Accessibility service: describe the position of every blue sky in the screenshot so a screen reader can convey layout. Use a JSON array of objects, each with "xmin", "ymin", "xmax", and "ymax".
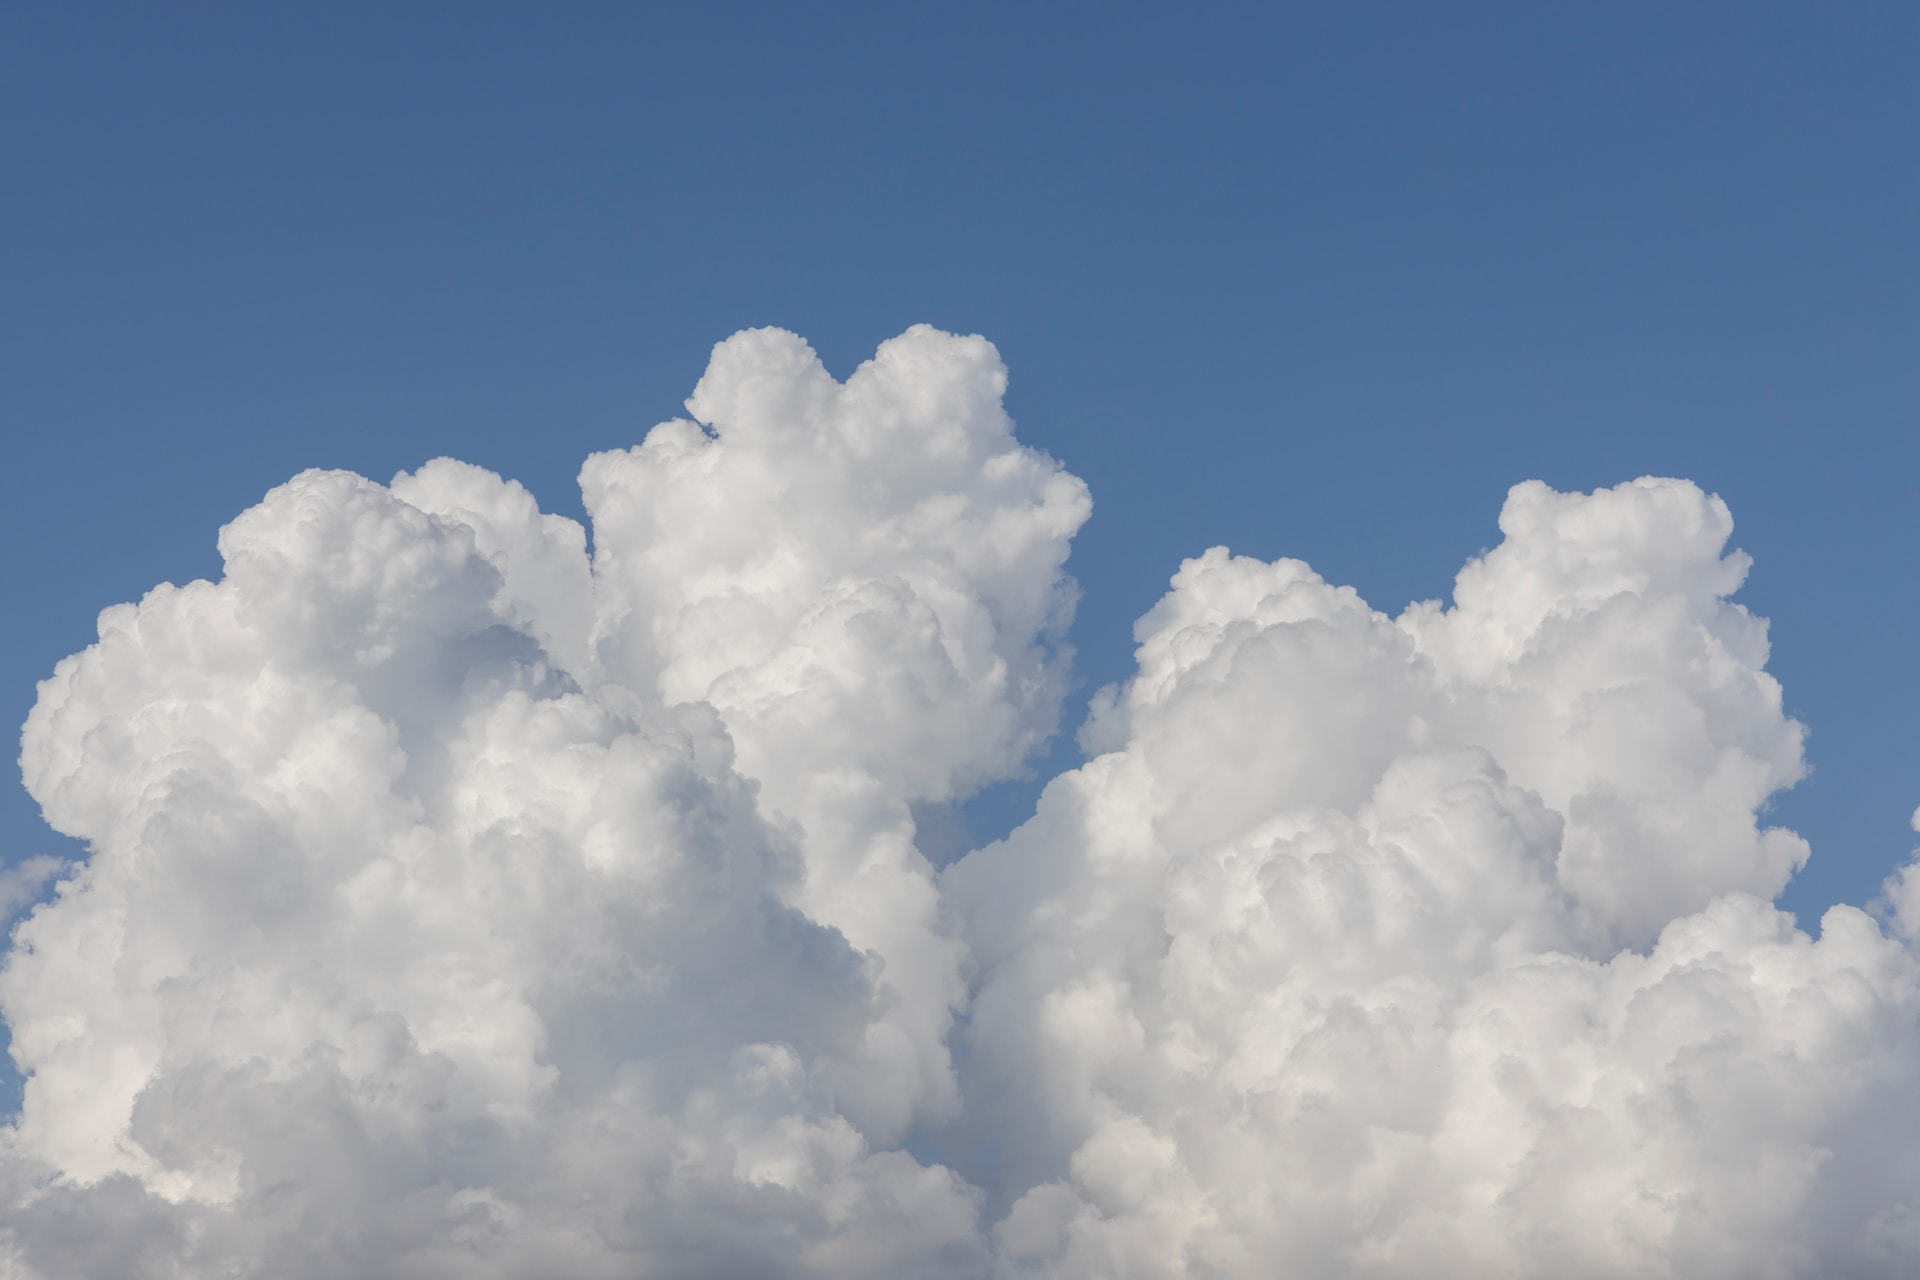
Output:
[{"xmin": 3, "ymin": 0, "xmax": 1915, "ymax": 932}]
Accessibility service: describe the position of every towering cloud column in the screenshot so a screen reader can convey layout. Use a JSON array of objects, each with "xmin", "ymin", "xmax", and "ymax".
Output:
[{"xmin": 578, "ymin": 325, "xmax": 1090, "ymax": 1141}]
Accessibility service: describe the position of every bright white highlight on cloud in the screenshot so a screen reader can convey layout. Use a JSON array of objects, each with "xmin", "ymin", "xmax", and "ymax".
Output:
[{"xmin": 4, "ymin": 326, "xmax": 1918, "ymax": 1277}]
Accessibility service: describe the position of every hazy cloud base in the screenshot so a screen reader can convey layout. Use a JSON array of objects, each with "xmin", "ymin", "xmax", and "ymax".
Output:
[{"xmin": 6, "ymin": 327, "xmax": 1919, "ymax": 1278}]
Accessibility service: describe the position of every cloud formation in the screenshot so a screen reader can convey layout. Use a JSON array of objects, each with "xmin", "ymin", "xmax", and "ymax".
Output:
[{"xmin": 5, "ymin": 326, "xmax": 1919, "ymax": 1277}]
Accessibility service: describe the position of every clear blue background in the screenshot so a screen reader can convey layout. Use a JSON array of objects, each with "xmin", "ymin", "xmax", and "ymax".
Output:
[{"xmin": 3, "ymin": 5, "xmax": 1915, "ymax": 957}]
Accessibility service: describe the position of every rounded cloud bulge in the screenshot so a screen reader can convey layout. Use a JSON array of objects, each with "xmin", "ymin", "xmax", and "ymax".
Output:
[
  {"xmin": 6, "ymin": 326, "xmax": 1920, "ymax": 1278},
  {"xmin": 950, "ymin": 476, "xmax": 1920, "ymax": 1278}
]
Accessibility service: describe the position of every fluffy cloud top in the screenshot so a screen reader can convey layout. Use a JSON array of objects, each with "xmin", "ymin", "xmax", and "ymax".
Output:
[{"xmin": 5, "ymin": 326, "xmax": 1918, "ymax": 1278}]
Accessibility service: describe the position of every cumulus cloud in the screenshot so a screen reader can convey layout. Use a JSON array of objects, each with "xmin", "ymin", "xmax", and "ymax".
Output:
[
  {"xmin": 5, "ymin": 325, "xmax": 1919, "ymax": 1277},
  {"xmin": 951, "ymin": 478, "xmax": 1920, "ymax": 1278}
]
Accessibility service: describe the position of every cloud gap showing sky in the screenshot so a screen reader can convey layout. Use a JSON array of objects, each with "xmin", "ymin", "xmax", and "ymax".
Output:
[{"xmin": 6, "ymin": 326, "xmax": 1920, "ymax": 1278}]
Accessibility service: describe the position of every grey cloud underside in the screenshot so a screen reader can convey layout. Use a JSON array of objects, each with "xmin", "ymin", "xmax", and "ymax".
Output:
[{"xmin": 6, "ymin": 326, "xmax": 1919, "ymax": 1278}]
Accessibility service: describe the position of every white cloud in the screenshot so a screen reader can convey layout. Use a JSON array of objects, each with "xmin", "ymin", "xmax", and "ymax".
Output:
[
  {"xmin": 4, "ymin": 327, "xmax": 1918, "ymax": 1277},
  {"xmin": 949, "ymin": 476, "xmax": 1920, "ymax": 1278},
  {"xmin": 578, "ymin": 326, "xmax": 1089, "ymax": 1143}
]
